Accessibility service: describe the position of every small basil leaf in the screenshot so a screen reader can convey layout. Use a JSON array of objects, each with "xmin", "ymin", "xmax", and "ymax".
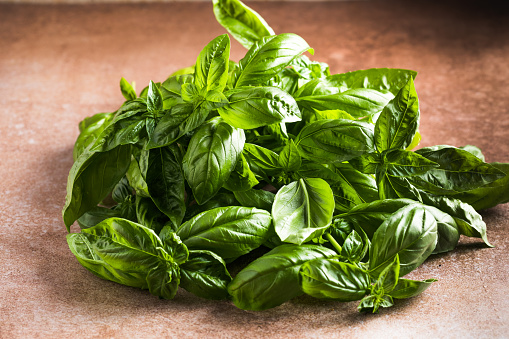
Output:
[
  {"xmin": 135, "ymin": 196, "xmax": 169, "ymax": 234},
  {"xmin": 242, "ymin": 143, "xmax": 283, "ymax": 177},
  {"xmin": 459, "ymin": 144, "xmax": 485, "ymax": 161},
  {"xmin": 179, "ymin": 250, "xmax": 232, "ymax": 300},
  {"xmin": 146, "ymin": 262, "xmax": 180, "ymax": 299},
  {"xmin": 120, "ymin": 77, "xmax": 137, "ymax": 101},
  {"xmin": 272, "ymin": 178, "xmax": 335, "ymax": 245},
  {"xmin": 369, "ymin": 205, "xmax": 437, "ymax": 278},
  {"xmin": 383, "ymin": 149, "xmax": 439, "ymax": 177},
  {"xmin": 212, "ymin": 0, "xmax": 275, "ymax": 49},
  {"xmin": 372, "ymin": 254, "xmax": 400, "ymax": 294},
  {"xmin": 375, "ymin": 77, "xmax": 419, "ymax": 152},
  {"xmin": 147, "ymin": 80, "xmax": 163, "ymax": 114},
  {"xmin": 126, "ymin": 156, "xmax": 150, "ymax": 198},
  {"xmin": 278, "ymin": 140, "xmax": 302, "ymax": 172},
  {"xmin": 160, "ymin": 74, "xmax": 194, "ymax": 109},
  {"xmin": 176, "ymin": 206, "xmax": 272, "ymax": 262},
  {"xmin": 223, "ymin": 154, "xmax": 259, "ymax": 192},
  {"xmin": 358, "ymin": 294, "xmax": 394, "ymax": 313},
  {"xmin": 228, "ymin": 244, "xmax": 336, "ymax": 310},
  {"xmin": 300, "ymin": 258, "xmax": 370, "ymax": 300},
  {"xmin": 195, "ymin": 34, "xmax": 230, "ymax": 92},
  {"xmin": 231, "ymin": 33, "xmax": 312, "ymax": 88},
  {"xmin": 181, "ymin": 83, "xmax": 201, "ymax": 103},
  {"xmin": 77, "ymin": 206, "xmax": 122, "ymax": 229},
  {"xmin": 183, "ymin": 117, "xmax": 245, "ymax": 205},
  {"xmin": 341, "ymin": 230, "xmax": 365, "ymax": 264},
  {"xmin": 295, "ymin": 119, "xmax": 375, "ymax": 164},
  {"xmin": 390, "ymin": 278, "xmax": 437, "ymax": 299},
  {"xmin": 219, "ymin": 86, "xmax": 301, "ymax": 129}
]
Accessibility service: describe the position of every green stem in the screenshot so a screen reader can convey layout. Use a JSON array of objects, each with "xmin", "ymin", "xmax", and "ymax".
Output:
[{"xmin": 326, "ymin": 233, "xmax": 342, "ymax": 254}]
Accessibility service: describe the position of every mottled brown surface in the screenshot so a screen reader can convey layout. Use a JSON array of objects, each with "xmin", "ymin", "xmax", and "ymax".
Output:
[{"xmin": 1, "ymin": 1, "xmax": 508, "ymax": 337}]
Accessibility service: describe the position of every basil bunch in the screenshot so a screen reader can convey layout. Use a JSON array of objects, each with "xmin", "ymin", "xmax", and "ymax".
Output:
[{"xmin": 63, "ymin": 0, "xmax": 509, "ymax": 313}]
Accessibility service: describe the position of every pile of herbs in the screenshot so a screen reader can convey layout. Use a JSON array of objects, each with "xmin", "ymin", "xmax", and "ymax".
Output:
[{"xmin": 63, "ymin": 0, "xmax": 509, "ymax": 313}]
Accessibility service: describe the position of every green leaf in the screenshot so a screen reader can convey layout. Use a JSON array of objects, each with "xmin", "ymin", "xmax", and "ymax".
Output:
[
  {"xmin": 375, "ymin": 77, "xmax": 419, "ymax": 152},
  {"xmin": 179, "ymin": 250, "xmax": 232, "ymax": 300},
  {"xmin": 383, "ymin": 149, "xmax": 439, "ymax": 177},
  {"xmin": 228, "ymin": 244, "xmax": 335, "ymax": 310},
  {"xmin": 147, "ymin": 80, "xmax": 163, "ymax": 113},
  {"xmin": 63, "ymin": 146, "xmax": 132, "ymax": 230},
  {"xmin": 377, "ymin": 173, "xmax": 422, "ymax": 201},
  {"xmin": 369, "ymin": 205, "xmax": 437, "ymax": 278},
  {"xmin": 120, "ymin": 77, "xmax": 137, "ymax": 101},
  {"xmin": 358, "ymin": 294, "xmax": 394, "ymax": 313},
  {"xmin": 272, "ymin": 178, "xmax": 335, "ymax": 245},
  {"xmin": 146, "ymin": 262, "xmax": 180, "ymax": 300},
  {"xmin": 90, "ymin": 115, "xmax": 147, "ymax": 153},
  {"xmin": 160, "ymin": 74, "xmax": 194, "ymax": 109},
  {"xmin": 181, "ymin": 83, "xmax": 201, "ymax": 103},
  {"xmin": 176, "ymin": 206, "xmax": 272, "ymax": 262},
  {"xmin": 421, "ymin": 205, "xmax": 460, "ymax": 254},
  {"xmin": 212, "ymin": 0, "xmax": 275, "ymax": 49},
  {"xmin": 184, "ymin": 192, "xmax": 239, "ymax": 221},
  {"xmin": 146, "ymin": 145, "xmax": 186, "ymax": 228},
  {"xmin": 223, "ymin": 154, "xmax": 259, "ymax": 192},
  {"xmin": 295, "ymin": 68, "xmax": 417, "ymax": 97},
  {"xmin": 231, "ymin": 33, "xmax": 312, "ymax": 88},
  {"xmin": 183, "ymin": 117, "xmax": 245, "ymax": 205},
  {"xmin": 195, "ymin": 34, "xmax": 230, "ymax": 92},
  {"xmin": 300, "ymin": 258, "xmax": 370, "ymax": 300},
  {"xmin": 234, "ymin": 188, "xmax": 275, "ymax": 211},
  {"xmin": 295, "ymin": 119, "xmax": 375, "ymax": 164},
  {"xmin": 305, "ymin": 109, "xmax": 354, "ymax": 124},
  {"xmin": 372, "ymin": 254, "xmax": 400, "ymax": 294},
  {"xmin": 242, "ymin": 143, "xmax": 283, "ymax": 177},
  {"xmin": 135, "ymin": 196, "xmax": 169, "ymax": 234},
  {"xmin": 341, "ymin": 230, "xmax": 367, "ymax": 264},
  {"xmin": 411, "ymin": 146, "xmax": 506, "ymax": 194},
  {"xmin": 296, "ymin": 88, "xmax": 394, "ymax": 118},
  {"xmin": 459, "ymin": 144, "xmax": 485, "ymax": 162},
  {"xmin": 73, "ymin": 112, "xmax": 115, "ymax": 160},
  {"xmin": 77, "ymin": 206, "xmax": 122, "ymax": 229},
  {"xmin": 452, "ymin": 162, "xmax": 509, "ymax": 210},
  {"xmin": 390, "ymin": 278, "xmax": 437, "ymax": 299},
  {"xmin": 126, "ymin": 156, "xmax": 150, "ymax": 198},
  {"xmin": 218, "ymin": 86, "xmax": 301, "ymax": 129},
  {"xmin": 278, "ymin": 140, "xmax": 302, "ymax": 172},
  {"xmin": 349, "ymin": 152, "xmax": 381, "ymax": 174},
  {"xmin": 148, "ymin": 103, "xmax": 209, "ymax": 149}
]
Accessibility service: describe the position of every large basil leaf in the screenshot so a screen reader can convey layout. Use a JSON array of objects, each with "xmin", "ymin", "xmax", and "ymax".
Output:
[
  {"xmin": 383, "ymin": 149, "xmax": 439, "ymax": 177},
  {"xmin": 300, "ymin": 258, "xmax": 370, "ymax": 300},
  {"xmin": 410, "ymin": 146, "xmax": 506, "ymax": 194},
  {"xmin": 272, "ymin": 178, "xmax": 335, "ymax": 245},
  {"xmin": 390, "ymin": 278, "xmax": 437, "ymax": 299},
  {"xmin": 452, "ymin": 162, "xmax": 509, "ymax": 210},
  {"xmin": 377, "ymin": 172, "xmax": 422, "ymax": 201},
  {"xmin": 179, "ymin": 250, "xmax": 231, "ymax": 300},
  {"xmin": 176, "ymin": 206, "xmax": 272, "ymax": 261},
  {"xmin": 369, "ymin": 205, "xmax": 437, "ymax": 278},
  {"xmin": 234, "ymin": 188, "xmax": 275, "ymax": 211},
  {"xmin": 218, "ymin": 86, "xmax": 301, "ymax": 129},
  {"xmin": 146, "ymin": 145, "xmax": 186, "ymax": 228},
  {"xmin": 295, "ymin": 119, "xmax": 375, "ymax": 164},
  {"xmin": 195, "ymin": 34, "xmax": 230, "ymax": 92},
  {"xmin": 295, "ymin": 68, "xmax": 417, "ymax": 97},
  {"xmin": 63, "ymin": 145, "xmax": 132, "ymax": 230},
  {"xmin": 147, "ymin": 103, "xmax": 208, "ymax": 149},
  {"xmin": 422, "ymin": 205, "xmax": 460, "ymax": 254},
  {"xmin": 231, "ymin": 33, "xmax": 312, "ymax": 88},
  {"xmin": 375, "ymin": 77, "xmax": 419, "ymax": 152},
  {"xmin": 73, "ymin": 112, "xmax": 114, "ymax": 160},
  {"xmin": 296, "ymin": 88, "xmax": 394, "ymax": 118},
  {"xmin": 331, "ymin": 162, "xmax": 378, "ymax": 212},
  {"xmin": 183, "ymin": 117, "xmax": 245, "ymax": 205},
  {"xmin": 228, "ymin": 244, "xmax": 336, "ymax": 310},
  {"xmin": 212, "ymin": 0, "xmax": 274, "ymax": 49}
]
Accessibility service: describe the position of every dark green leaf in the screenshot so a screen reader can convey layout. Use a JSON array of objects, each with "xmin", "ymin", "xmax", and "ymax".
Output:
[
  {"xmin": 147, "ymin": 80, "xmax": 163, "ymax": 113},
  {"xmin": 228, "ymin": 244, "xmax": 335, "ymax": 310},
  {"xmin": 223, "ymin": 154, "xmax": 259, "ymax": 192},
  {"xmin": 146, "ymin": 262, "xmax": 180, "ymax": 299},
  {"xmin": 383, "ymin": 149, "xmax": 439, "ymax": 177},
  {"xmin": 234, "ymin": 188, "xmax": 275, "ymax": 211},
  {"xmin": 136, "ymin": 196, "xmax": 170, "ymax": 234},
  {"xmin": 390, "ymin": 278, "xmax": 437, "ymax": 299}
]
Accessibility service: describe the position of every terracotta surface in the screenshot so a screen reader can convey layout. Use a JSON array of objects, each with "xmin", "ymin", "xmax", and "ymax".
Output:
[{"xmin": 1, "ymin": 1, "xmax": 508, "ymax": 337}]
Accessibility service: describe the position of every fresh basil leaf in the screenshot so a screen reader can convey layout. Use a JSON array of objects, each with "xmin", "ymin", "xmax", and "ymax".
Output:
[
  {"xmin": 77, "ymin": 206, "xmax": 122, "ymax": 229},
  {"xmin": 340, "ymin": 230, "xmax": 366, "ymax": 264},
  {"xmin": 146, "ymin": 145, "xmax": 186, "ymax": 228},
  {"xmin": 278, "ymin": 140, "xmax": 302, "ymax": 172},
  {"xmin": 331, "ymin": 162, "xmax": 379, "ymax": 211},
  {"xmin": 212, "ymin": 0, "xmax": 275, "ymax": 49},
  {"xmin": 183, "ymin": 117, "xmax": 245, "ymax": 205},
  {"xmin": 179, "ymin": 250, "xmax": 232, "ymax": 300},
  {"xmin": 295, "ymin": 68, "xmax": 417, "ymax": 97},
  {"xmin": 411, "ymin": 146, "xmax": 506, "ymax": 194},
  {"xmin": 296, "ymin": 88, "xmax": 394, "ymax": 118},
  {"xmin": 459, "ymin": 144, "xmax": 485, "ymax": 162},
  {"xmin": 242, "ymin": 143, "xmax": 283, "ymax": 177},
  {"xmin": 452, "ymin": 162, "xmax": 509, "ymax": 210},
  {"xmin": 372, "ymin": 254, "xmax": 400, "ymax": 294},
  {"xmin": 231, "ymin": 33, "xmax": 312, "ymax": 88},
  {"xmin": 136, "ymin": 196, "xmax": 170, "ymax": 234},
  {"xmin": 421, "ymin": 205, "xmax": 460, "ymax": 254},
  {"xmin": 228, "ymin": 244, "xmax": 335, "ymax": 310},
  {"xmin": 272, "ymin": 178, "xmax": 335, "ymax": 245},
  {"xmin": 223, "ymin": 153, "xmax": 259, "ymax": 192},
  {"xmin": 181, "ymin": 83, "xmax": 201, "ymax": 103},
  {"xmin": 147, "ymin": 80, "xmax": 163, "ymax": 114},
  {"xmin": 184, "ymin": 192, "xmax": 239, "ymax": 221},
  {"xmin": 126, "ymin": 156, "xmax": 150, "ymax": 198},
  {"xmin": 420, "ymin": 194, "xmax": 492, "ymax": 247},
  {"xmin": 218, "ymin": 86, "xmax": 301, "ymax": 129},
  {"xmin": 305, "ymin": 109, "xmax": 354, "ymax": 124},
  {"xmin": 300, "ymin": 258, "xmax": 370, "ymax": 300},
  {"xmin": 90, "ymin": 115, "xmax": 147, "ymax": 153},
  {"xmin": 176, "ymin": 206, "xmax": 272, "ymax": 262},
  {"xmin": 377, "ymin": 173, "xmax": 422, "ymax": 201},
  {"xmin": 383, "ymin": 149, "xmax": 439, "ymax": 177},
  {"xmin": 369, "ymin": 205, "xmax": 437, "ymax": 278},
  {"xmin": 375, "ymin": 77, "xmax": 419, "ymax": 152},
  {"xmin": 146, "ymin": 262, "xmax": 180, "ymax": 300},
  {"xmin": 195, "ymin": 34, "xmax": 230, "ymax": 92},
  {"xmin": 160, "ymin": 74, "xmax": 194, "ymax": 109},
  {"xmin": 390, "ymin": 278, "xmax": 437, "ymax": 299},
  {"xmin": 234, "ymin": 188, "xmax": 275, "ymax": 211},
  {"xmin": 349, "ymin": 152, "xmax": 381, "ymax": 174},
  {"xmin": 148, "ymin": 103, "xmax": 208, "ymax": 149},
  {"xmin": 295, "ymin": 119, "xmax": 375, "ymax": 164},
  {"xmin": 357, "ymin": 294, "xmax": 394, "ymax": 313},
  {"xmin": 120, "ymin": 77, "xmax": 137, "ymax": 101},
  {"xmin": 63, "ymin": 145, "xmax": 132, "ymax": 230},
  {"xmin": 73, "ymin": 112, "xmax": 115, "ymax": 160}
]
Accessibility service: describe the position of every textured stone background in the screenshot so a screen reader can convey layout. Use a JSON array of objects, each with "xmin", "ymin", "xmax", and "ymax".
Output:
[{"xmin": 0, "ymin": 1, "xmax": 508, "ymax": 337}]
